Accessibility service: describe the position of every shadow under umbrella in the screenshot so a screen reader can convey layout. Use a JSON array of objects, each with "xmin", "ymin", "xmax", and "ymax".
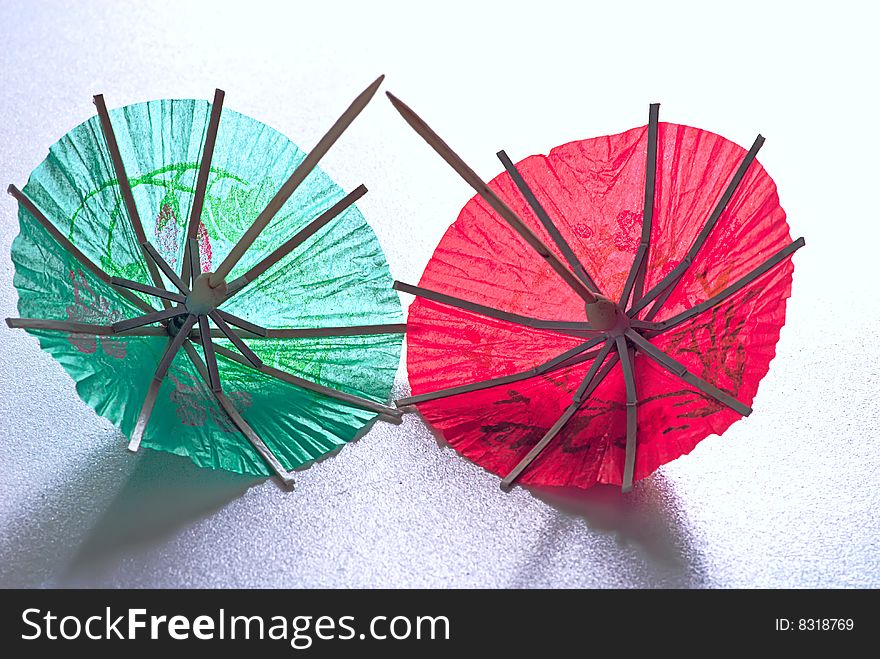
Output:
[
  {"xmin": 62, "ymin": 448, "xmax": 261, "ymax": 583},
  {"xmin": 408, "ymin": 407, "xmax": 707, "ymax": 586},
  {"xmin": 62, "ymin": 409, "xmax": 394, "ymax": 584},
  {"xmin": 0, "ymin": 434, "xmax": 137, "ymax": 587},
  {"xmin": 513, "ymin": 473, "xmax": 709, "ymax": 588}
]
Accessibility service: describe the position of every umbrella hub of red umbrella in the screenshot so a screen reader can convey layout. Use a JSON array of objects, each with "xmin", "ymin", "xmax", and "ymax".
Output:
[
  {"xmin": 185, "ymin": 272, "xmax": 228, "ymax": 315},
  {"xmin": 585, "ymin": 295, "xmax": 630, "ymax": 335}
]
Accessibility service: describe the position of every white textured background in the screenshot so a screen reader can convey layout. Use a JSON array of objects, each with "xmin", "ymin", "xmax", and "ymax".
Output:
[{"xmin": 0, "ymin": 0, "xmax": 877, "ymax": 588}]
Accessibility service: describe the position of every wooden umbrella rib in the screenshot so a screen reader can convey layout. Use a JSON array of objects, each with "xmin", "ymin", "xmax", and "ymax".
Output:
[
  {"xmin": 263, "ymin": 324, "xmax": 407, "ymax": 338},
  {"xmin": 112, "ymin": 306, "xmax": 185, "ymax": 333},
  {"xmin": 629, "ymin": 134, "xmax": 765, "ymax": 321},
  {"xmin": 208, "ymin": 310, "xmax": 263, "ymax": 368},
  {"xmin": 500, "ymin": 402, "xmax": 582, "ymax": 491},
  {"xmin": 583, "ymin": 352, "xmax": 620, "ymax": 399},
  {"xmin": 7, "ymin": 185, "xmax": 156, "ymax": 315},
  {"xmin": 628, "ymin": 103, "xmax": 660, "ymax": 307},
  {"xmin": 625, "ymin": 329, "xmax": 752, "ymax": 416},
  {"xmin": 496, "ymin": 149, "xmax": 600, "ymax": 293},
  {"xmin": 93, "ymin": 94, "xmax": 170, "ymax": 309},
  {"xmin": 500, "ymin": 338, "xmax": 616, "ymax": 490},
  {"xmin": 5, "ymin": 318, "xmax": 178, "ymax": 336},
  {"xmin": 225, "ymin": 184, "xmax": 369, "ymax": 297},
  {"xmin": 198, "ymin": 315, "xmax": 222, "ymax": 391},
  {"xmin": 186, "ymin": 238, "xmax": 201, "ymax": 286},
  {"xmin": 110, "ymin": 276, "xmax": 187, "ymax": 304},
  {"xmin": 128, "ymin": 375, "xmax": 164, "ymax": 453},
  {"xmin": 638, "ymin": 238, "xmax": 805, "ymax": 335},
  {"xmin": 616, "ymin": 336, "xmax": 638, "ymax": 493},
  {"xmin": 210, "ymin": 75, "xmax": 385, "ymax": 286},
  {"xmin": 214, "ymin": 309, "xmax": 268, "ymax": 337},
  {"xmin": 207, "ymin": 342, "xmax": 402, "ymax": 419},
  {"xmin": 386, "ymin": 92, "xmax": 597, "ymax": 305},
  {"xmin": 163, "ymin": 324, "xmax": 406, "ymax": 340},
  {"xmin": 549, "ymin": 345, "xmax": 606, "ymax": 372},
  {"xmin": 6, "ymin": 321, "xmax": 404, "ymax": 341},
  {"xmin": 619, "ymin": 104, "xmax": 660, "ymax": 308},
  {"xmin": 115, "ymin": 327, "xmax": 170, "ymax": 336},
  {"xmin": 128, "ymin": 314, "xmax": 197, "ymax": 451},
  {"xmin": 183, "ymin": 89, "xmax": 225, "ymax": 284},
  {"xmin": 393, "ymin": 281, "xmax": 596, "ymax": 337},
  {"xmin": 181, "ymin": 340, "xmax": 295, "ymax": 487},
  {"xmin": 396, "ymin": 335, "xmax": 607, "ymax": 407},
  {"xmin": 6, "ymin": 317, "xmax": 115, "ymax": 335},
  {"xmin": 93, "ymin": 94, "xmax": 145, "ymax": 242},
  {"xmin": 618, "ymin": 243, "xmax": 649, "ymax": 308},
  {"xmin": 214, "ymin": 391, "xmax": 296, "ymax": 488},
  {"xmin": 146, "ymin": 325, "xmax": 405, "ymax": 340},
  {"xmin": 142, "ymin": 241, "xmax": 190, "ymax": 294},
  {"xmin": 153, "ymin": 314, "xmax": 197, "ymax": 386}
]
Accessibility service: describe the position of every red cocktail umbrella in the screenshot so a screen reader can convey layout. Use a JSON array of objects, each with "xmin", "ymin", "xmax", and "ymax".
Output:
[{"xmin": 388, "ymin": 96, "xmax": 803, "ymax": 492}]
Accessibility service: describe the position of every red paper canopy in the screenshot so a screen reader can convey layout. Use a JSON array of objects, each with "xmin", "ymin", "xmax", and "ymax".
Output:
[{"xmin": 402, "ymin": 118, "xmax": 798, "ymax": 490}]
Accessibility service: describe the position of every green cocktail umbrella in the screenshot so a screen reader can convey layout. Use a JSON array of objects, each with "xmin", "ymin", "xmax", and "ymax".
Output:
[{"xmin": 5, "ymin": 77, "xmax": 404, "ymax": 487}]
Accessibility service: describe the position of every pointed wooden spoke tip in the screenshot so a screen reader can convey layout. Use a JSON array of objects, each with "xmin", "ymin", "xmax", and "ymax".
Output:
[
  {"xmin": 628, "ymin": 132, "xmax": 766, "ymax": 320},
  {"xmin": 181, "ymin": 340, "xmax": 295, "ymax": 487},
  {"xmin": 644, "ymin": 237, "xmax": 805, "ymax": 335},
  {"xmin": 183, "ymin": 88, "xmax": 226, "ymax": 283},
  {"xmin": 7, "ymin": 317, "xmax": 116, "ymax": 335},
  {"xmin": 210, "ymin": 75, "xmax": 385, "ymax": 286},
  {"xmin": 7, "ymin": 185, "xmax": 158, "ymax": 315},
  {"xmin": 386, "ymin": 91, "xmax": 597, "ymax": 305},
  {"xmin": 626, "ymin": 329, "xmax": 751, "ymax": 417},
  {"xmin": 128, "ymin": 379, "xmax": 161, "ymax": 452}
]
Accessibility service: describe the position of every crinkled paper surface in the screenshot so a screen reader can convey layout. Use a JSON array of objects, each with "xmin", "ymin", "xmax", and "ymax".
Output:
[
  {"xmin": 12, "ymin": 99, "xmax": 403, "ymax": 476},
  {"xmin": 406, "ymin": 123, "xmax": 793, "ymax": 488}
]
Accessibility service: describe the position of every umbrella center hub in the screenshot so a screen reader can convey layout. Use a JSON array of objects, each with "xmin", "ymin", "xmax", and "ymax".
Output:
[
  {"xmin": 185, "ymin": 272, "xmax": 228, "ymax": 315},
  {"xmin": 585, "ymin": 296, "xmax": 630, "ymax": 335}
]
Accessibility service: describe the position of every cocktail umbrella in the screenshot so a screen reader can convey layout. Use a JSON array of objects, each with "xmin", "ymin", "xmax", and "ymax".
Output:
[
  {"xmin": 6, "ymin": 77, "xmax": 405, "ymax": 487},
  {"xmin": 387, "ymin": 94, "xmax": 803, "ymax": 492}
]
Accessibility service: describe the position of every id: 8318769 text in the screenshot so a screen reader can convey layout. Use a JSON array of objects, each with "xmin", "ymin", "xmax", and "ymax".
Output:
[{"xmin": 775, "ymin": 618, "xmax": 854, "ymax": 631}]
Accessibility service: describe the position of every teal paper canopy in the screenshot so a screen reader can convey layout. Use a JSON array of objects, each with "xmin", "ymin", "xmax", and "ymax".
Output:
[{"xmin": 9, "ymin": 90, "xmax": 403, "ymax": 482}]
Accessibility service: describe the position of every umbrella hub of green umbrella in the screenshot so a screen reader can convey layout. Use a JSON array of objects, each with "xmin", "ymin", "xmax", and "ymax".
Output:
[
  {"xmin": 185, "ymin": 272, "xmax": 228, "ymax": 315},
  {"xmin": 585, "ymin": 296, "xmax": 630, "ymax": 335}
]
